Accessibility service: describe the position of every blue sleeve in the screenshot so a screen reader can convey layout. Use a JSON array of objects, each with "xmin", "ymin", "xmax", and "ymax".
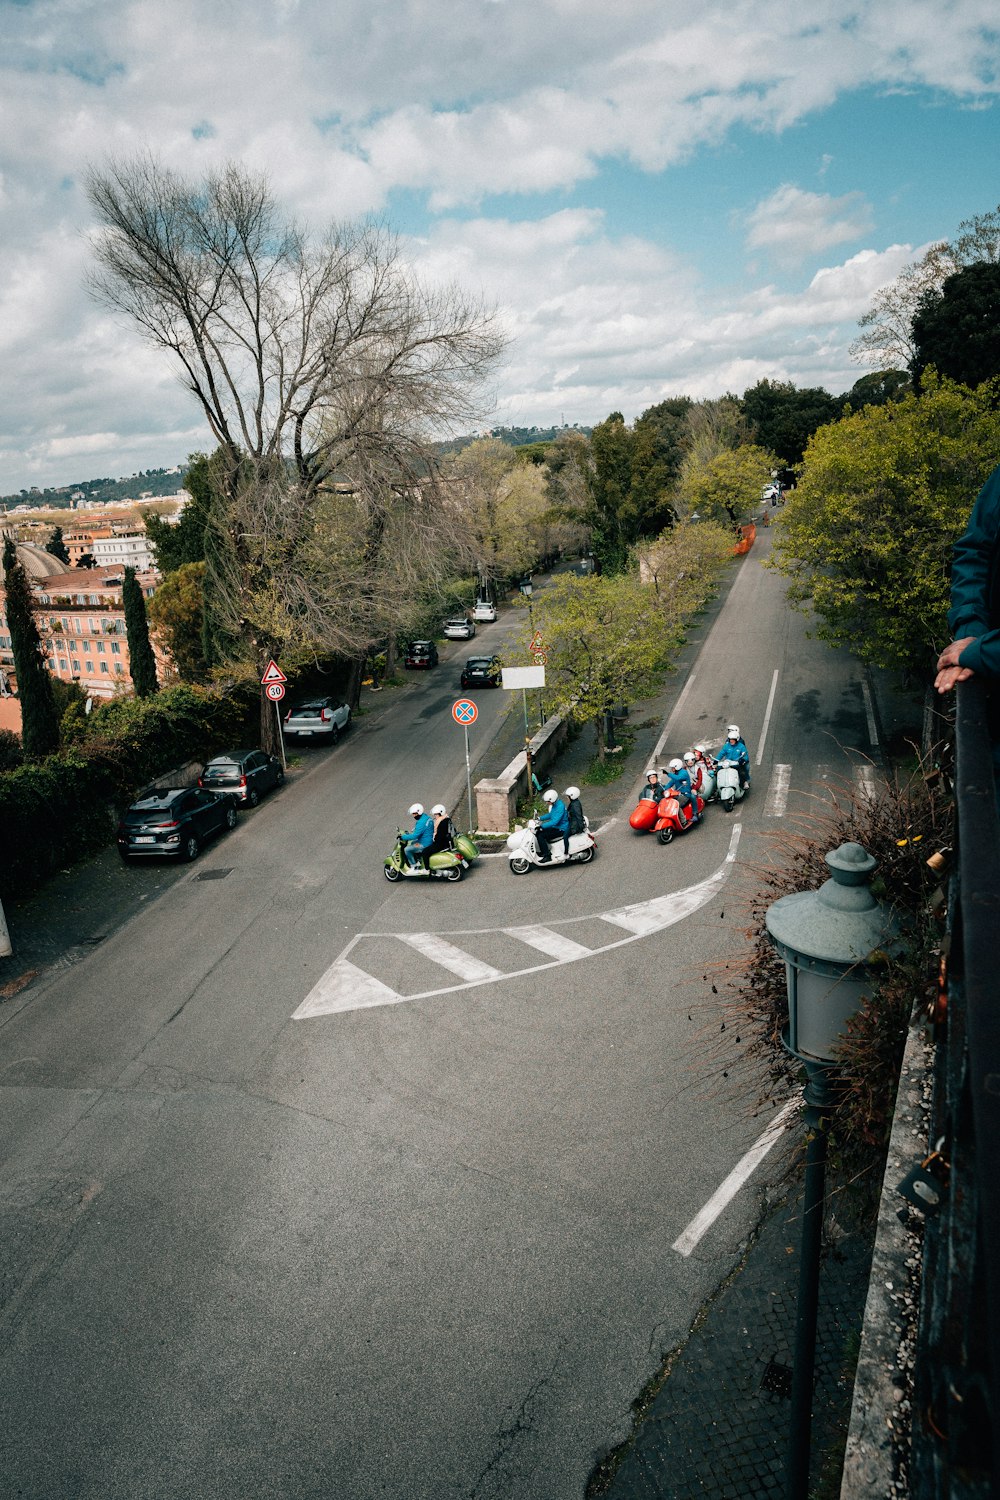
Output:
[{"xmin": 949, "ymin": 464, "xmax": 1000, "ymax": 638}]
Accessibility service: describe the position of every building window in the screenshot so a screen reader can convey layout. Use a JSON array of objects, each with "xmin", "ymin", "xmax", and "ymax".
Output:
[
  {"xmin": 111, "ymin": 642, "xmax": 121, "ymax": 654},
  {"xmin": 83, "ymin": 640, "xmax": 92, "ymax": 653},
  {"xmin": 69, "ymin": 640, "xmax": 78, "ymax": 654},
  {"xmin": 101, "ymin": 662, "xmax": 110, "ymax": 674},
  {"xmin": 114, "ymin": 662, "xmax": 124, "ymax": 675},
  {"xmin": 59, "ymin": 659, "xmax": 68, "ymax": 671},
  {"xmin": 97, "ymin": 641, "xmax": 105, "ymax": 653}
]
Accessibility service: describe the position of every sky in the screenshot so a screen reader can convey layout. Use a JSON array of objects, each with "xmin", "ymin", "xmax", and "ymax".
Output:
[{"xmin": 1, "ymin": 0, "xmax": 998, "ymax": 493}]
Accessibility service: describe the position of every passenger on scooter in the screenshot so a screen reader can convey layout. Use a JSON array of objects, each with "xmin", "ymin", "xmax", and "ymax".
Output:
[
  {"xmin": 663, "ymin": 757, "xmax": 701, "ymax": 824},
  {"xmin": 428, "ymin": 803, "xmax": 455, "ymax": 858},
  {"xmin": 682, "ymin": 750, "xmax": 707, "ymax": 799},
  {"xmin": 717, "ymin": 725, "xmax": 750, "ymax": 788},
  {"xmin": 565, "ymin": 786, "xmax": 587, "ymax": 836},
  {"xmin": 535, "ymin": 788, "xmax": 569, "ymax": 862},
  {"xmin": 400, "ymin": 802, "xmax": 434, "ymax": 867},
  {"xmin": 638, "ymin": 768, "xmax": 663, "ymax": 801}
]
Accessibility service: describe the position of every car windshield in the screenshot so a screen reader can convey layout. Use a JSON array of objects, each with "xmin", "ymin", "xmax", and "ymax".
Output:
[
  {"xmin": 445, "ymin": 619, "xmax": 467, "ymax": 626},
  {"xmin": 204, "ymin": 759, "xmax": 239, "ymax": 772},
  {"xmin": 290, "ymin": 702, "xmax": 324, "ymax": 715},
  {"xmin": 129, "ymin": 794, "xmax": 177, "ymax": 812},
  {"xmin": 466, "ymin": 657, "xmax": 491, "ymax": 668}
]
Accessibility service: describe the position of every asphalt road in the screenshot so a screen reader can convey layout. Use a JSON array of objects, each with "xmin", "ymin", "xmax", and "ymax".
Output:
[{"xmin": 0, "ymin": 536, "xmax": 880, "ymax": 1499}]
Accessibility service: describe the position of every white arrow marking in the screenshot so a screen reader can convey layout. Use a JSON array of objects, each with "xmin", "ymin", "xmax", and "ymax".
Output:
[
  {"xmin": 294, "ymin": 825, "xmax": 742, "ymax": 1020},
  {"xmin": 763, "ymin": 763, "xmax": 791, "ymax": 818}
]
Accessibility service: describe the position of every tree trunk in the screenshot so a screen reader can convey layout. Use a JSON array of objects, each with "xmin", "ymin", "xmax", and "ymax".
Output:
[
  {"xmin": 345, "ymin": 654, "xmax": 366, "ymax": 711},
  {"xmin": 384, "ymin": 636, "xmax": 398, "ymax": 680}
]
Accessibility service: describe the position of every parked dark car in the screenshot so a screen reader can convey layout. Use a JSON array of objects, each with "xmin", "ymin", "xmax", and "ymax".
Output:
[
  {"xmin": 405, "ymin": 641, "xmax": 439, "ymax": 669},
  {"xmin": 460, "ymin": 654, "xmax": 502, "ymax": 689},
  {"xmin": 117, "ymin": 786, "xmax": 237, "ymax": 863},
  {"xmin": 199, "ymin": 749, "xmax": 284, "ymax": 807},
  {"xmin": 283, "ymin": 697, "xmax": 351, "ymax": 742}
]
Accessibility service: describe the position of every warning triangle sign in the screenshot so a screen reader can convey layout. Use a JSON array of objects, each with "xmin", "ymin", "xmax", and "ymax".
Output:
[{"xmin": 261, "ymin": 658, "xmax": 287, "ymax": 685}]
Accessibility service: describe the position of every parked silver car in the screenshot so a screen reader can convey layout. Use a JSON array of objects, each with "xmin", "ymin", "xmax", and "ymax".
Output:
[
  {"xmin": 283, "ymin": 697, "xmax": 351, "ymax": 742},
  {"xmin": 442, "ymin": 617, "xmax": 476, "ymax": 640}
]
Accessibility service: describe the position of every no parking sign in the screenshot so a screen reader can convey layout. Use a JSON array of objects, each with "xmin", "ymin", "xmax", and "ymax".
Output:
[{"xmin": 452, "ymin": 698, "xmax": 478, "ymax": 726}]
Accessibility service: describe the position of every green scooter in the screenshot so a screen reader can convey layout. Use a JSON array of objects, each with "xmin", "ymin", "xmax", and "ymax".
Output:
[{"xmin": 384, "ymin": 830, "xmax": 465, "ymax": 882}]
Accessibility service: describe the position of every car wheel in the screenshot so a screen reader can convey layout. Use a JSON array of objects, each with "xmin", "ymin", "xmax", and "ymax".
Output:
[
  {"xmin": 275, "ymin": 768, "xmax": 285, "ymax": 786},
  {"xmin": 510, "ymin": 856, "xmax": 531, "ymax": 875},
  {"xmin": 183, "ymin": 833, "xmax": 200, "ymax": 861},
  {"xmin": 330, "ymin": 724, "xmax": 340, "ymax": 745},
  {"xmin": 225, "ymin": 806, "xmax": 238, "ymax": 830},
  {"xmin": 248, "ymin": 788, "xmax": 260, "ymax": 808},
  {"xmin": 345, "ymin": 708, "xmax": 352, "ymax": 726}
]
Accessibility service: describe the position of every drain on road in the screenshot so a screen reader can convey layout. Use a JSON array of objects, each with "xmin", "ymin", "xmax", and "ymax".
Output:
[
  {"xmin": 195, "ymin": 868, "xmax": 234, "ymax": 881},
  {"xmin": 760, "ymin": 1360, "xmax": 793, "ymax": 1398}
]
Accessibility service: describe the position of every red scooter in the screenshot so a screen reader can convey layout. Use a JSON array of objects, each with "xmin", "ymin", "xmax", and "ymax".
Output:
[
  {"xmin": 653, "ymin": 791, "xmax": 704, "ymax": 844},
  {"xmin": 629, "ymin": 797, "xmax": 661, "ymax": 833}
]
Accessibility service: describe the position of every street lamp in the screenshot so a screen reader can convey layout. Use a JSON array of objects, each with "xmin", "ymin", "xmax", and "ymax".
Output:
[{"xmin": 765, "ymin": 841, "xmax": 900, "ymax": 1500}]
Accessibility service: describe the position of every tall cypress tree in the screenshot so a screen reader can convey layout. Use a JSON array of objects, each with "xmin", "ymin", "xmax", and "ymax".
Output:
[
  {"xmin": 46, "ymin": 526, "xmax": 70, "ymax": 565},
  {"xmin": 122, "ymin": 566, "xmax": 160, "ymax": 698},
  {"xmin": 2, "ymin": 538, "xmax": 61, "ymax": 758}
]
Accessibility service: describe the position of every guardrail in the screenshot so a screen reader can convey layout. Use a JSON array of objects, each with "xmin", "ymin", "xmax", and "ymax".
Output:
[{"xmin": 912, "ymin": 679, "xmax": 1000, "ymax": 1496}]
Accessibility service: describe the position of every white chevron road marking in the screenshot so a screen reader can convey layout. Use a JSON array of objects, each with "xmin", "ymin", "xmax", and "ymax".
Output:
[{"xmin": 293, "ymin": 825, "xmax": 743, "ymax": 1020}]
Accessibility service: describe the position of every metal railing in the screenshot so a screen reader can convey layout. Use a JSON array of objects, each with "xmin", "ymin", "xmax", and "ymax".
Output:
[{"xmin": 912, "ymin": 679, "xmax": 1000, "ymax": 1497}]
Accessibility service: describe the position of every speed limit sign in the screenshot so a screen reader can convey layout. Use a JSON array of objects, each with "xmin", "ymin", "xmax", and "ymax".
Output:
[{"xmin": 265, "ymin": 681, "xmax": 285, "ymax": 701}]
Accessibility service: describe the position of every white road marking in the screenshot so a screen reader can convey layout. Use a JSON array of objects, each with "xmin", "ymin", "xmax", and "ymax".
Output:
[
  {"xmin": 295, "ymin": 960, "xmax": 406, "ymax": 1019},
  {"xmin": 755, "ymin": 669, "xmax": 779, "ymax": 766},
  {"xmin": 294, "ymin": 825, "xmax": 743, "ymax": 1019},
  {"xmin": 855, "ymin": 764, "xmax": 878, "ymax": 805},
  {"xmin": 397, "ymin": 933, "xmax": 502, "ymax": 983},
  {"xmin": 671, "ymin": 1099, "xmax": 800, "ymax": 1257},
  {"xmin": 505, "ymin": 925, "xmax": 593, "ymax": 960},
  {"xmin": 653, "ymin": 674, "xmax": 697, "ymax": 763},
  {"xmin": 861, "ymin": 679, "xmax": 879, "ymax": 747},
  {"xmin": 763, "ymin": 763, "xmax": 791, "ymax": 818}
]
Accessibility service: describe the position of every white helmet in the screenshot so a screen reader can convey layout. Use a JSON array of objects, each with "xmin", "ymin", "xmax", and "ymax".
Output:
[
  {"xmin": 430, "ymin": 803, "xmax": 446, "ymax": 815},
  {"xmin": 565, "ymin": 786, "xmax": 580, "ymax": 799},
  {"xmin": 695, "ymin": 743, "xmax": 708, "ymax": 755},
  {"xmin": 646, "ymin": 767, "xmax": 660, "ymax": 779},
  {"xmin": 668, "ymin": 757, "xmax": 683, "ymax": 772},
  {"xmin": 408, "ymin": 802, "xmax": 424, "ymax": 816},
  {"xmin": 727, "ymin": 724, "xmax": 740, "ymax": 739},
  {"xmin": 542, "ymin": 788, "xmax": 558, "ymax": 804},
  {"xmin": 682, "ymin": 751, "xmax": 695, "ymax": 765}
]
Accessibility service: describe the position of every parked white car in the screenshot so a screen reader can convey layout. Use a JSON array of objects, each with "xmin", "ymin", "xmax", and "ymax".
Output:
[
  {"xmin": 443, "ymin": 617, "xmax": 476, "ymax": 640},
  {"xmin": 283, "ymin": 697, "xmax": 352, "ymax": 742},
  {"xmin": 472, "ymin": 599, "xmax": 497, "ymax": 623}
]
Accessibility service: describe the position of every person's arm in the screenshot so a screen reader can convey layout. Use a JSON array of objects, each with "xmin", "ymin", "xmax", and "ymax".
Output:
[{"xmin": 948, "ymin": 467, "xmax": 1000, "ymax": 638}]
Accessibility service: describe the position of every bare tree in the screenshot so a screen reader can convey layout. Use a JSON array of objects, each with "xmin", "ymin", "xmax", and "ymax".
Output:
[{"xmin": 86, "ymin": 154, "xmax": 505, "ymax": 747}]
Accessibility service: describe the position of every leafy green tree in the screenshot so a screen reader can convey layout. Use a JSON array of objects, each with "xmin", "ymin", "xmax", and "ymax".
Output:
[
  {"xmin": 147, "ymin": 562, "xmax": 207, "ymax": 683},
  {"xmin": 2, "ymin": 539, "xmax": 61, "ymax": 758},
  {"xmin": 144, "ymin": 451, "xmax": 218, "ymax": 572},
  {"xmin": 910, "ymin": 261, "xmax": 1000, "ymax": 391},
  {"xmin": 841, "ymin": 370, "xmax": 911, "ymax": 411},
  {"xmin": 676, "ymin": 445, "xmax": 779, "ymax": 527},
  {"xmin": 770, "ymin": 376, "xmax": 1000, "ymax": 677},
  {"xmin": 122, "ymin": 566, "xmax": 160, "ymax": 697},
  {"xmin": 585, "ymin": 411, "xmax": 679, "ymax": 572},
  {"xmin": 45, "ymin": 526, "xmax": 70, "ymax": 565},
  {"xmin": 741, "ymin": 380, "xmax": 841, "ymax": 466}
]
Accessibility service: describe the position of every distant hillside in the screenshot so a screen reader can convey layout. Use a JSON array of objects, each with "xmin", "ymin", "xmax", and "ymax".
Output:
[
  {"xmin": 433, "ymin": 424, "xmax": 591, "ymax": 458},
  {"xmin": 1, "ymin": 467, "xmax": 186, "ymax": 512}
]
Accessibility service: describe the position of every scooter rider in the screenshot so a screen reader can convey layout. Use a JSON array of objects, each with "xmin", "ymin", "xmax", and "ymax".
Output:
[
  {"xmin": 534, "ymin": 787, "xmax": 570, "ymax": 862},
  {"xmin": 565, "ymin": 786, "xmax": 587, "ymax": 836},
  {"xmin": 400, "ymin": 802, "xmax": 434, "ymax": 867},
  {"xmin": 682, "ymin": 749, "xmax": 707, "ymax": 799},
  {"xmin": 638, "ymin": 768, "xmax": 664, "ymax": 801},
  {"xmin": 717, "ymin": 725, "xmax": 750, "ymax": 788},
  {"xmin": 663, "ymin": 757, "xmax": 701, "ymax": 824},
  {"xmin": 427, "ymin": 803, "xmax": 455, "ymax": 858}
]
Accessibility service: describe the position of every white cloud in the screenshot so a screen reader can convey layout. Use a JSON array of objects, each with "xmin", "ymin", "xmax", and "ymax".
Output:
[{"xmin": 743, "ymin": 184, "xmax": 875, "ymax": 264}]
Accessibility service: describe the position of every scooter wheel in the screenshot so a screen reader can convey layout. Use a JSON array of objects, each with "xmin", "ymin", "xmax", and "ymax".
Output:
[
  {"xmin": 657, "ymin": 828, "xmax": 674, "ymax": 845},
  {"xmin": 510, "ymin": 856, "xmax": 531, "ymax": 875},
  {"xmin": 722, "ymin": 797, "xmax": 734, "ymax": 813},
  {"xmin": 444, "ymin": 864, "xmax": 463, "ymax": 881},
  {"xmin": 384, "ymin": 865, "xmax": 402, "ymax": 881},
  {"xmin": 576, "ymin": 845, "xmax": 595, "ymax": 863}
]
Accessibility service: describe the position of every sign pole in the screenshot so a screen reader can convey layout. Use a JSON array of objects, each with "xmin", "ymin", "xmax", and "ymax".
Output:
[
  {"xmin": 464, "ymin": 725, "xmax": 474, "ymax": 832},
  {"xmin": 274, "ymin": 699, "xmax": 287, "ymax": 770},
  {"xmin": 522, "ymin": 688, "xmax": 534, "ymax": 796}
]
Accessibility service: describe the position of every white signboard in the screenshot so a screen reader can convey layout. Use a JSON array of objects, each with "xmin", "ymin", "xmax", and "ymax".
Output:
[{"xmin": 501, "ymin": 666, "xmax": 546, "ymax": 690}]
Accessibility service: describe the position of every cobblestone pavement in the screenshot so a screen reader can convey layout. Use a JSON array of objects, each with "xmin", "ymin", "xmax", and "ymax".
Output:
[{"xmin": 590, "ymin": 1182, "xmax": 877, "ymax": 1499}]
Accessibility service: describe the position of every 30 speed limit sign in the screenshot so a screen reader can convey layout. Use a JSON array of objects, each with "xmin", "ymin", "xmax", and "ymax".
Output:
[{"xmin": 265, "ymin": 681, "xmax": 285, "ymax": 701}]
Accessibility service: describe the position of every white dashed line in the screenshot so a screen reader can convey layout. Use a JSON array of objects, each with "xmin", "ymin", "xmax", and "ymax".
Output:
[
  {"xmin": 861, "ymin": 679, "xmax": 879, "ymax": 748},
  {"xmin": 763, "ymin": 763, "xmax": 791, "ymax": 818},
  {"xmin": 755, "ymin": 669, "xmax": 779, "ymax": 766}
]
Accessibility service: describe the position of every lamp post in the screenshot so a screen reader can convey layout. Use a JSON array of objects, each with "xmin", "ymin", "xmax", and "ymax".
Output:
[{"xmin": 765, "ymin": 842, "xmax": 900, "ymax": 1500}]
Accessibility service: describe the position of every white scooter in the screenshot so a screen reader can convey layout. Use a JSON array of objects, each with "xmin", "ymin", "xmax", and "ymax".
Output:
[
  {"xmin": 716, "ymin": 759, "xmax": 750, "ymax": 812},
  {"xmin": 506, "ymin": 818, "xmax": 596, "ymax": 874}
]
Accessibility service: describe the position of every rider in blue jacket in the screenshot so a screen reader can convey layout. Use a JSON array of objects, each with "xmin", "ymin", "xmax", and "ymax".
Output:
[
  {"xmin": 400, "ymin": 802, "xmax": 435, "ymax": 867},
  {"xmin": 663, "ymin": 758, "xmax": 700, "ymax": 823},
  {"xmin": 535, "ymin": 788, "xmax": 569, "ymax": 862},
  {"xmin": 936, "ymin": 463, "xmax": 1000, "ymax": 690},
  {"xmin": 717, "ymin": 725, "xmax": 750, "ymax": 788}
]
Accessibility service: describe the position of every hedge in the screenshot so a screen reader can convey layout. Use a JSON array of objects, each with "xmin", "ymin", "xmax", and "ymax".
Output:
[{"xmin": 0, "ymin": 681, "xmax": 258, "ymax": 900}]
